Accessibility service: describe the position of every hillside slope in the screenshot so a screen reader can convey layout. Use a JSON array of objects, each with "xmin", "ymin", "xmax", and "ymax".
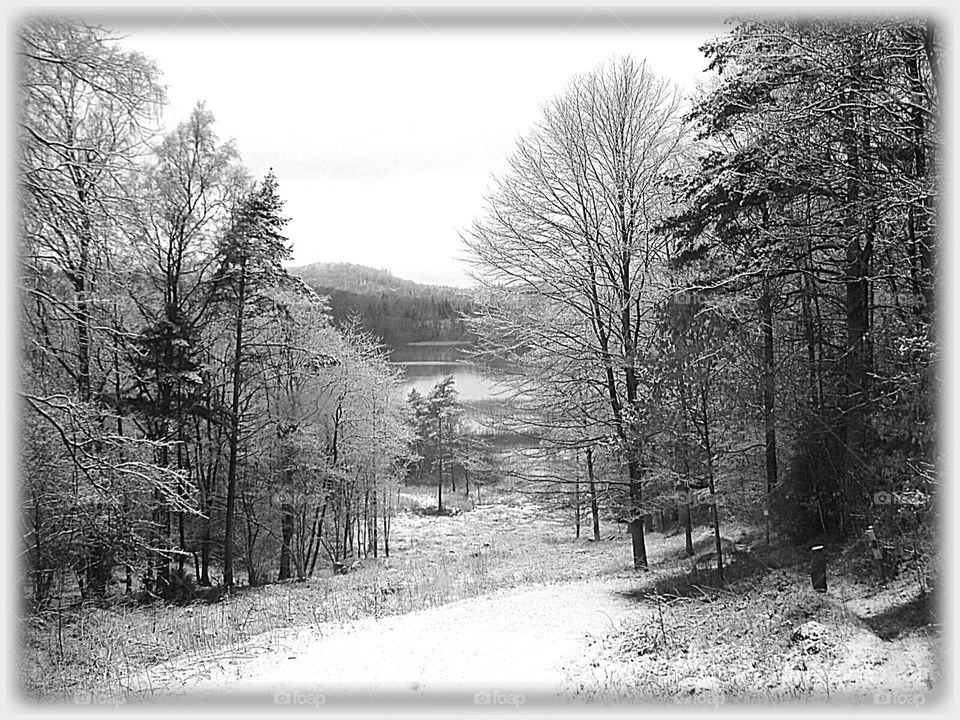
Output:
[{"xmin": 290, "ymin": 262, "xmax": 476, "ymax": 347}]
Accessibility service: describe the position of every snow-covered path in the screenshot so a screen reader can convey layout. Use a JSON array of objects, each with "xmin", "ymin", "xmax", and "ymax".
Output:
[{"xmin": 125, "ymin": 575, "xmax": 642, "ymax": 705}]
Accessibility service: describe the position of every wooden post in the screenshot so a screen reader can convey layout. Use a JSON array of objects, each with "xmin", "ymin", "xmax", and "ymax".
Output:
[
  {"xmin": 810, "ymin": 545, "xmax": 827, "ymax": 592},
  {"xmin": 865, "ymin": 525, "xmax": 886, "ymax": 582}
]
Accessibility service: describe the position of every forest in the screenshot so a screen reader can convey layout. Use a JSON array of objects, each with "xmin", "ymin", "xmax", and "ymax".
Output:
[
  {"xmin": 293, "ymin": 262, "xmax": 476, "ymax": 346},
  {"xmin": 16, "ymin": 14, "xmax": 940, "ymax": 704},
  {"xmin": 19, "ymin": 20, "xmax": 414, "ymax": 603},
  {"xmin": 463, "ymin": 22, "xmax": 939, "ymax": 580}
]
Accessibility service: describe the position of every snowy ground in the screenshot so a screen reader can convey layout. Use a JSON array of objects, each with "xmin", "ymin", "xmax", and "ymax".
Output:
[
  {"xmin": 81, "ymin": 491, "xmax": 939, "ymax": 711},
  {"xmin": 118, "ymin": 575, "xmax": 642, "ymax": 708}
]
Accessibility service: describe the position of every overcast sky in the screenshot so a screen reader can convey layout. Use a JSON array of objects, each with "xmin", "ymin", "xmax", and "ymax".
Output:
[{"xmin": 112, "ymin": 10, "xmax": 725, "ymax": 287}]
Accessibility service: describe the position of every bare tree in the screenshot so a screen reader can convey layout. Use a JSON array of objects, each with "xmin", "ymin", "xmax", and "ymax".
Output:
[{"xmin": 464, "ymin": 57, "xmax": 687, "ymax": 569}]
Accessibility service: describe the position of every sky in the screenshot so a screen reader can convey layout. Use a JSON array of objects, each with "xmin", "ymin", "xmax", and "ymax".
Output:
[{"xmin": 106, "ymin": 9, "xmax": 726, "ymax": 287}]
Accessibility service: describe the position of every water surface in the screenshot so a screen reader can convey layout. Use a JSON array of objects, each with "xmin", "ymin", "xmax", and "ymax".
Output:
[{"xmin": 391, "ymin": 342, "xmax": 506, "ymax": 402}]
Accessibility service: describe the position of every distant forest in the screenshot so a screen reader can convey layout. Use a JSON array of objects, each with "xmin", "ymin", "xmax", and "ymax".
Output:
[{"xmin": 292, "ymin": 262, "xmax": 476, "ymax": 347}]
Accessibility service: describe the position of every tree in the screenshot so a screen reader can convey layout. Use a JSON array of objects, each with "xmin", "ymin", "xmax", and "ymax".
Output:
[
  {"xmin": 467, "ymin": 296, "xmax": 610, "ymax": 535},
  {"xmin": 406, "ymin": 388, "xmax": 429, "ymax": 482},
  {"xmin": 464, "ymin": 56, "xmax": 687, "ymax": 569},
  {"xmin": 211, "ymin": 170, "xmax": 293, "ymax": 588},
  {"xmin": 407, "ymin": 375, "xmax": 463, "ymax": 512},
  {"xmin": 666, "ymin": 18, "xmax": 940, "ymax": 539},
  {"xmin": 17, "ymin": 19, "xmax": 425, "ymax": 608},
  {"xmin": 17, "ymin": 18, "xmax": 180, "ymax": 604},
  {"xmin": 653, "ymin": 287, "xmax": 740, "ymax": 582},
  {"xmin": 125, "ymin": 103, "xmax": 241, "ymax": 593},
  {"xmin": 19, "ymin": 19, "xmax": 163, "ymax": 404},
  {"xmin": 251, "ymin": 292, "xmax": 338, "ymax": 581}
]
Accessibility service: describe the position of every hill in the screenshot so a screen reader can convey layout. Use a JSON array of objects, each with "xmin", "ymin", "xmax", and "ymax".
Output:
[{"xmin": 289, "ymin": 262, "xmax": 477, "ymax": 348}]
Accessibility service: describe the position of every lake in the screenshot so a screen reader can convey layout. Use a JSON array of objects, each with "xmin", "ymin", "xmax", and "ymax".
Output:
[{"xmin": 390, "ymin": 341, "xmax": 507, "ymax": 402}]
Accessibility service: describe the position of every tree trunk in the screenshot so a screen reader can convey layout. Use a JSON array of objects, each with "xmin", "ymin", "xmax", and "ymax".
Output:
[
  {"xmin": 307, "ymin": 502, "xmax": 327, "ymax": 577},
  {"xmin": 199, "ymin": 518, "xmax": 212, "ymax": 586},
  {"xmin": 702, "ymin": 385, "xmax": 724, "ymax": 585},
  {"xmin": 620, "ymin": 245, "xmax": 648, "ymax": 571},
  {"xmin": 436, "ymin": 418, "xmax": 444, "ymax": 512},
  {"xmin": 627, "ymin": 453, "xmax": 648, "ymax": 569},
  {"xmin": 760, "ymin": 274, "xmax": 779, "ymax": 505},
  {"xmin": 587, "ymin": 277, "xmax": 646, "ymax": 566},
  {"xmin": 239, "ymin": 489, "xmax": 262, "ymax": 586},
  {"xmin": 362, "ymin": 486, "xmax": 370, "ymax": 558},
  {"xmin": 175, "ymin": 422, "xmax": 187, "ymax": 577},
  {"xmin": 154, "ymin": 433, "xmax": 171, "ymax": 594},
  {"xmin": 223, "ymin": 268, "xmax": 247, "ymax": 588},
  {"xmin": 586, "ymin": 446, "xmax": 600, "ymax": 542},
  {"xmin": 371, "ymin": 485, "xmax": 378, "ymax": 558},
  {"xmin": 906, "ymin": 32, "xmax": 936, "ymax": 322},
  {"xmin": 759, "ymin": 269, "xmax": 778, "ymax": 557},
  {"xmin": 278, "ymin": 501, "xmax": 294, "ymax": 581},
  {"xmin": 592, "ymin": 276, "xmax": 648, "ymax": 568},
  {"xmin": 841, "ymin": 224, "xmax": 871, "ymax": 532},
  {"xmin": 381, "ymin": 490, "xmax": 391, "ymax": 558},
  {"xmin": 628, "ymin": 519, "xmax": 646, "ymax": 569},
  {"xmin": 72, "ymin": 215, "xmax": 92, "ymax": 403},
  {"xmin": 839, "ymin": 41, "xmax": 873, "ymax": 535},
  {"xmin": 574, "ymin": 463, "xmax": 581, "ymax": 539},
  {"xmin": 358, "ymin": 502, "xmax": 364, "ymax": 558}
]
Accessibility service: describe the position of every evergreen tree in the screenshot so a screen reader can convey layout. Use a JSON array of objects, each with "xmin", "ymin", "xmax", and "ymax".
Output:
[{"xmin": 212, "ymin": 170, "xmax": 293, "ymax": 587}]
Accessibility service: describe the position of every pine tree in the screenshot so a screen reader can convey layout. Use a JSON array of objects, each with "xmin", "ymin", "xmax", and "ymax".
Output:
[{"xmin": 212, "ymin": 171, "xmax": 293, "ymax": 587}]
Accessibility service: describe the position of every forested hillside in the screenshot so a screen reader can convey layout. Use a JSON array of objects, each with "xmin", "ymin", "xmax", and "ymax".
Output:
[{"xmin": 292, "ymin": 262, "xmax": 476, "ymax": 346}]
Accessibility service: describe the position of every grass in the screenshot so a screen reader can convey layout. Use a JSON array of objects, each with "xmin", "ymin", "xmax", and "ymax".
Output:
[
  {"xmin": 20, "ymin": 483, "xmax": 633, "ymax": 701},
  {"xmin": 566, "ymin": 527, "xmax": 941, "ymax": 705},
  {"xmin": 20, "ymin": 485, "xmax": 941, "ymax": 705}
]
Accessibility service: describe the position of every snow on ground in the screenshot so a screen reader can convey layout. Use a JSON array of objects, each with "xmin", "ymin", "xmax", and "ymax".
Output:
[
  {"xmin": 104, "ymin": 493, "xmax": 938, "ymax": 709},
  {"xmin": 121, "ymin": 575, "xmax": 641, "ymax": 705}
]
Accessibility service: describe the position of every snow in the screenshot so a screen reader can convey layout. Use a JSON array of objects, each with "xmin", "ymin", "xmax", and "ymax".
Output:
[{"xmin": 121, "ymin": 576, "xmax": 641, "ymax": 704}]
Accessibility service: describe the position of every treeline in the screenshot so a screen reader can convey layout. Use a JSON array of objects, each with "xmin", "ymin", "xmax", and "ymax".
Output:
[
  {"xmin": 465, "ymin": 19, "xmax": 939, "ymax": 582},
  {"xmin": 18, "ymin": 20, "xmax": 411, "ymax": 607},
  {"xmin": 293, "ymin": 262, "xmax": 476, "ymax": 347}
]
